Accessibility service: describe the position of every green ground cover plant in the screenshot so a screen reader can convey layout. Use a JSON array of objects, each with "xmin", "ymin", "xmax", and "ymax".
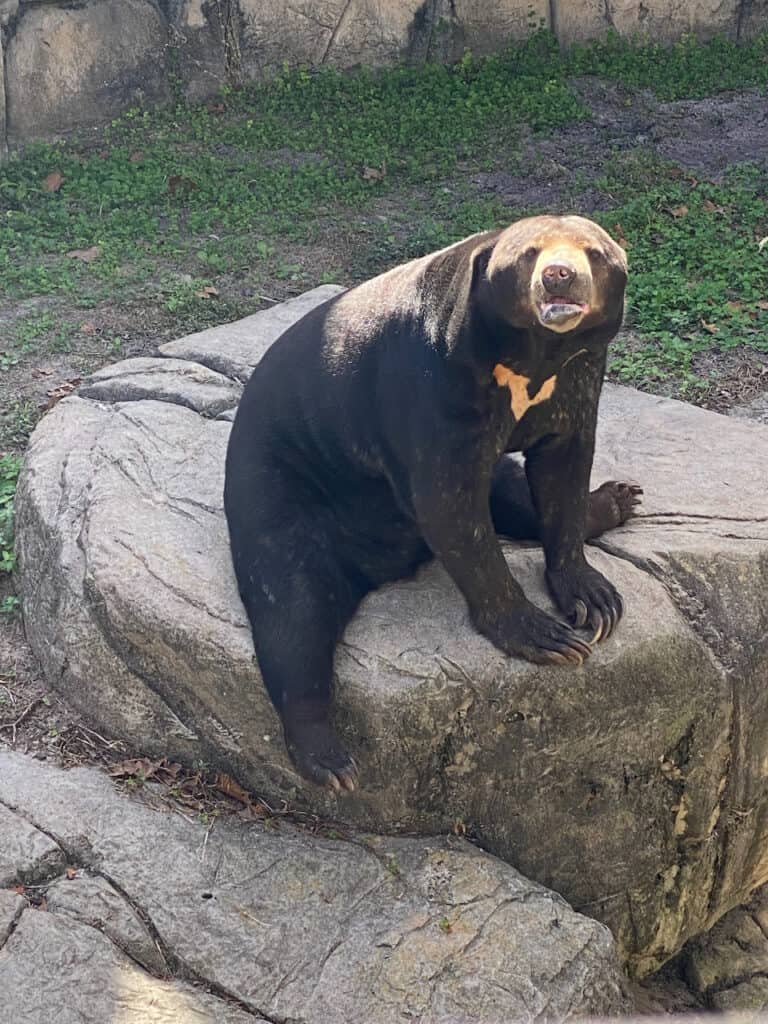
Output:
[
  {"xmin": 0, "ymin": 28, "xmax": 767, "ymax": 581},
  {"xmin": 0, "ymin": 454, "xmax": 21, "ymax": 611}
]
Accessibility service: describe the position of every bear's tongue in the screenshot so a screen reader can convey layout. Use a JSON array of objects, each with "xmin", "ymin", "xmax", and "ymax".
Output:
[{"xmin": 540, "ymin": 300, "xmax": 587, "ymax": 325}]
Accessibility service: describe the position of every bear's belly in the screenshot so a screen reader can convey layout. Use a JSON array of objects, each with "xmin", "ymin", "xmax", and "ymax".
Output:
[{"xmin": 330, "ymin": 478, "xmax": 431, "ymax": 586}]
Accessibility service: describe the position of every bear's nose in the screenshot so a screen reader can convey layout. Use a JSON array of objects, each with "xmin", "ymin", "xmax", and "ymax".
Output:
[{"xmin": 542, "ymin": 262, "xmax": 576, "ymax": 295}]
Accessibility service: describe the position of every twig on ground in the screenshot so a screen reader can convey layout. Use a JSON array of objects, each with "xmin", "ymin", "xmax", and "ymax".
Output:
[{"xmin": 0, "ymin": 697, "xmax": 43, "ymax": 744}]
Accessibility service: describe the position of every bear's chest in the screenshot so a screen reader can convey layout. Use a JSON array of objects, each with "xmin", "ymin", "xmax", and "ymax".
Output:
[{"xmin": 491, "ymin": 360, "xmax": 601, "ymax": 453}]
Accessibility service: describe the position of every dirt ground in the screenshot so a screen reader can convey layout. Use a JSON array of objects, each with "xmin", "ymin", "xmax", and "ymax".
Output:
[{"xmin": 2, "ymin": 79, "xmax": 767, "ymax": 1013}]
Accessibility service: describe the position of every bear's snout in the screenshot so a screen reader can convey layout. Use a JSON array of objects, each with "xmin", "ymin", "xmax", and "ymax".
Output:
[{"xmin": 542, "ymin": 262, "xmax": 576, "ymax": 296}]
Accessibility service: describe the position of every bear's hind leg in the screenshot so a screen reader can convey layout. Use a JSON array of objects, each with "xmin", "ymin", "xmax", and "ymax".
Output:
[
  {"xmin": 235, "ymin": 537, "xmax": 366, "ymax": 793},
  {"xmin": 490, "ymin": 456, "xmax": 642, "ymax": 541}
]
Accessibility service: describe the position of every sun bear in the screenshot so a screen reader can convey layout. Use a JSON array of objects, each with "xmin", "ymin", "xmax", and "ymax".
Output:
[{"xmin": 224, "ymin": 215, "xmax": 641, "ymax": 792}]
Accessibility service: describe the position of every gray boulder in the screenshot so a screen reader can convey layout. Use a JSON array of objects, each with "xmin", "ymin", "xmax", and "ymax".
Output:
[
  {"xmin": 0, "ymin": 751, "xmax": 630, "ymax": 1023},
  {"xmin": 15, "ymin": 286, "xmax": 768, "ymax": 976},
  {"xmin": 4, "ymin": 0, "xmax": 170, "ymax": 145}
]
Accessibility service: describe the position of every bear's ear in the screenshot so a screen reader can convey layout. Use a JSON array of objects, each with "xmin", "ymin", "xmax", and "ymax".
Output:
[{"xmin": 468, "ymin": 237, "xmax": 497, "ymax": 294}]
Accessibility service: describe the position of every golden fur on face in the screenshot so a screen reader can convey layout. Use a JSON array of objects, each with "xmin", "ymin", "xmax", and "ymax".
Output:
[{"xmin": 487, "ymin": 215, "xmax": 628, "ymax": 334}]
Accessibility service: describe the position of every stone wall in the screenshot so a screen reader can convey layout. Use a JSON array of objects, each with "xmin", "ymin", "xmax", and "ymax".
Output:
[{"xmin": 0, "ymin": 0, "xmax": 765, "ymax": 151}]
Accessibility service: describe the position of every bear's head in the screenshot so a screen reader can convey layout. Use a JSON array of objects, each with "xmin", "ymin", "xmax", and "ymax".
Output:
[{"xmin": 482, "ymin": 215, "xmax": 627, "ymax": 337}]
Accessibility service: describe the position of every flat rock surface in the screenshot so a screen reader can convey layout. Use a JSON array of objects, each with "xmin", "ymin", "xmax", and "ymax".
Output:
[
  {"xmin": 46, "ymin": 873, "xmax": 168, "ymax": 975},
  {"xmin": 0, "ymin": 751, "xmax": 629, "ymax": 1023},
  {"xmin": 0, "ymin": 801, "xmax": 65, "ymax": 887},
  {"xmin": 2, "ymin": 910, "xmax": 261, "ymax": 1024},
  {"xmin": 15, "ymin": 286, "xmax": 768, "ymax": 976},
  {"xmin": 79, "ymin": 356, "xmax": 242, "ymax": 418},
  {"xmin": 158, "ymin": 285, "xmax": 345, "ymax": 380}
]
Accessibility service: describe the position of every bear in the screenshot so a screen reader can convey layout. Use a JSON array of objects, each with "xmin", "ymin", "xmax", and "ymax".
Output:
[{"xmin": 224, "ymin": 215, "xmax": 641, "ymax": 793}]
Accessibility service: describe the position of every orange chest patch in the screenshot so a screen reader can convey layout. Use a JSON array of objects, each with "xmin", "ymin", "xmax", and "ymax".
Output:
[{"xmin": 492, "ymin": 365, "xmax": 557, "ymax": 421}]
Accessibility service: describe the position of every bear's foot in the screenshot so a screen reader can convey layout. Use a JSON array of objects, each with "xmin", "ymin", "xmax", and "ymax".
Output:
[
  {"xmin": 476, "ymin": 602, "xmax": 594, "ymax": 666},
  {"xmin": 546, "ymin": 564, "xmax": 624, "ymax": 643},
  {"xmin": 586, "ymin": 481, "xmax": 642, "ymax": 539},
  {"xmin": 284, "ymin": 717, "xmax": 359, "ymax": 793}
]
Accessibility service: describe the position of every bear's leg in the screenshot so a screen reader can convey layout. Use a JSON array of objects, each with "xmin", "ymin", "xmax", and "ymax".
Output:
[
  {"xmin": 490, "ymin": 456, "xmax": 642, "ymax": 541},
  {"xmin": 233, "ymin": 527, "xmax": 366, "ymax": 793}
]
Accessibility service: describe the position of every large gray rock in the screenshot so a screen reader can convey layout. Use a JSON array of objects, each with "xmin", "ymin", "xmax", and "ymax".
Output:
[
  {"xmin": 552, "ymin": 0, "xmax": 739, "ymax": 44},
  {"xmin": 236, "ymin": 1, "xmax": 549, "ymax": 75},
  {"xmin": 15, "ymin": 286, "xmax": 768, "ymax": 976},
  {"xmin": 0, "ymin": 751, "xmax": 630, "ymax": 1022},
  {"xmin": 4, "ymin": 0, "xmax": 170, "ymax": 144}
]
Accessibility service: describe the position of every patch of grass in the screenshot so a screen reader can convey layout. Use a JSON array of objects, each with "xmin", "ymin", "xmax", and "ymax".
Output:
[
  {"xmin": 0, "ymin": 28, "xmax": 766, "ymax": 401},
  {"xmin": 566, "ymin": 31, "xmax": 768, "ymax": 100},
  {"xmin": 0, "ymin": 454, "xmax": 21, "ymax": 576},
  {"xmin": 0, "ymin": 30, "xmax": 589, "ymax": 301},
  {"xmin": 8, "ymin": 312, "xmax": 76, "ymax": 357},
  {"xmin": 0, "ymin": 401, "xmax": 38, "ymax": 449},
  {"xmin": 593, "ymin": 157, "xmax": 768, "ymax": 389}
]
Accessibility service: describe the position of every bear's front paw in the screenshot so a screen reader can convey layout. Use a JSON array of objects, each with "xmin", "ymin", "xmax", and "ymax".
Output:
[
  {"xmin": 475, "ymin": 602, "xmax": 593, "ymax": 666},
  {"xmin": 546, "ymin": 565, "xmax": 623, "ymax": 643},
  {"xmin": 283, "ymin": 711, "xmax": 358, "ymax": 794}
]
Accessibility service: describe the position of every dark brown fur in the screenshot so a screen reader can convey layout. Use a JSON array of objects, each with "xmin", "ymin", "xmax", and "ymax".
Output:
[{"xmin": 225, "ymin": 216, "xmax": 640, "ymax": 791}]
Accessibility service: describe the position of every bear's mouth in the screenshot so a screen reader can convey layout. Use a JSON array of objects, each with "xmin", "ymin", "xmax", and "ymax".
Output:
[{"xmin": 538, "ymin": 300, "xmax": 589, "ymax": 327}]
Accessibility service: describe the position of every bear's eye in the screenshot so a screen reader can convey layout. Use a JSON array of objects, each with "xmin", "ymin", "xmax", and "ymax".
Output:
[
  {"xmin": 524, "ymin": 246, "xmax": 539, "ymax": 260},
  {"xmin": 586, "ymin": 246, "xmax": 603, "ymax": 261}
]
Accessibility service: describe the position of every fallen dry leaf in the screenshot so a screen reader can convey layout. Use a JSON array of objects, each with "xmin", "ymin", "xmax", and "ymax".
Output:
[
  {"xmin": 108, "ymin": 756, "xmax": 183, "ymax": 783},
  {"xmin": 109, "ymin": 757, "xmax": 161, "ymax": 780},
  {"xmin": 214, "ymin": 772, "xmax": 254, "ymax": 806},
  {"xmin": 43, "ymin": 170, "xmax": 64, "ymax": 193},
  {"xmin": 43, "ymin": 378, "xmax": 82, "ymax": 411},
  {"xmin": 195, "ymin": 285, "xmax": 219, "ymax": 299},
  {"xmin": 700, "ymin": 318, "xmax": 718, "ymax": 334},
  {"xmin": 237, "ymin": 802, "xmax": 270, "ymax": 821},
  {"xmin": 726, "ymin": 301, "xmax": 743, "ymax": 312},
  {"xmin": 757, "ymin": 300, "xmax": 768, "ymax": 310},
  {"xmin": 79, "ymin": 321, "xmax": 97, "ymax": 334},
  {"xmin": 362, "ymin": 162, "xmax": 386, "ymax": 181},
  {"xmin": 65, "ymin": 866, "xmax": 78, "ymax": 880},
  {"xmin": 168, "ymin": 174, "xmax": 198, "ymax": 196},
  {"xmin": 206, "ymin": 101, "xmax": 226, "ymax": 114},
  {"xmin": 13, "ymin": 884, "xmax": 25, "ymax": 896},
  {"xmin": 66, "ymin": 246, "xmax": 101, "ymax": 263},
  {"xmin": 668, "ymin": 205, "xmax": 689, "ymax": 219},
  {"xmin": 703, "ymin": 199, "xmax": 726, "ymax": 214},
  {"xmin": 129, "ymin": 150, "xmax": 145, "ymax": 163},
  {"xmin": 31, "ymin": 367, "xmax": 54, "ymax": 379}
]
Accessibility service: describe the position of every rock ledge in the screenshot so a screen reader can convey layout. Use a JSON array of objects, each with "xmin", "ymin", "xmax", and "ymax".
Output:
[{"xmin": 15, "ymin": 285, "xmax": 768, "ymax": 975}]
